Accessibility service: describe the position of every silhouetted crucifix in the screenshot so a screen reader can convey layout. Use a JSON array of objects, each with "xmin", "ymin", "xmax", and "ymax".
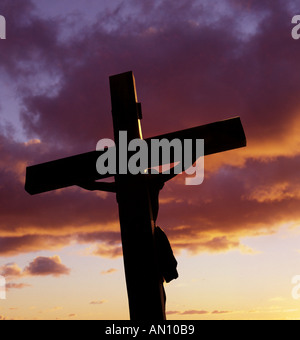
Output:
[{"xmin": 25, "ymin": 71, "xmax": 246, "ymax": 321}]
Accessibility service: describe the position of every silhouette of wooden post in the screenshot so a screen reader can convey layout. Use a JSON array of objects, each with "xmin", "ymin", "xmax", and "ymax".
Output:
[{"xmin": 110, "ymin": 72, "xmax": 166, "ymax": 320}]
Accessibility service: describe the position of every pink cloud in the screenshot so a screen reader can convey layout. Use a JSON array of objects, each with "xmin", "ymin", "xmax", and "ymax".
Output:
[
  {"xmin": 0, "ymin": 263, "xmax": 22, "ymax": 278},
  {"xmin": 90, "ymin": 300, "xmax": 106, "ymax": 305},
  {"xmin": 24, "ymin": 256, "xmax": 70, "ymax": 277},
  {"xmin": 0, "ymin": 256, "xmax": 70, "ymax": 283}
]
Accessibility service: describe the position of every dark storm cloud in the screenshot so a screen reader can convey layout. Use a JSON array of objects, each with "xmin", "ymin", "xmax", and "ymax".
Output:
[{"xmin": 0, "ymin": 0, "xmax": 299, "ymax": 257}]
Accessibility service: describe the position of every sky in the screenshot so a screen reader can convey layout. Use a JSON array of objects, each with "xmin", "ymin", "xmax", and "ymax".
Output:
[{"xmin": 1, "ymin": 0, "xmax": 300, "ymax": 320}]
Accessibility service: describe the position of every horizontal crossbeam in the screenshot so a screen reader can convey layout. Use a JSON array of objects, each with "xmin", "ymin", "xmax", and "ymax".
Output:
[
  {"xmin": 25, "ymin": 150, "xmax": 111, "ymax": 195},
  {"xmin": 25, "ymin": 117, "xmax": 246, "ymax": 195}
]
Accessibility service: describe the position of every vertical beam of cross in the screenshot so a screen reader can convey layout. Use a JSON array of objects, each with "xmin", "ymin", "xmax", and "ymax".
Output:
[{"xmin": 110, "ymin": 72, "xmax": 166, "ymax": 321}]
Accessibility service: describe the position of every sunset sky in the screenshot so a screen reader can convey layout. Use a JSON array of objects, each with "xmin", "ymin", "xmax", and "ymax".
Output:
[{"xmin": 1, "ymin": 0, "xmax": 300, "ymax": 320}]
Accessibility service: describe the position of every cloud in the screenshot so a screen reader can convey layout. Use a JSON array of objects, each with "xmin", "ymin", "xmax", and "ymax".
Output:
[
  {"xmin": 181, "ymin": 310, "xmax": 209, "ymax": 315},
  {"xmin": 0, "ymin": 0, "xmax": 299, "ymax": 260},
  {"xmin": 90, "ymin": 300, "xmax": 106, "ymax": 305},
  {"xmin": 24, "ymin": 256, "xmax": 70, "ymax": 277},
  {"xmin": 212, "ymin": 310, "xmax": 232, "ymax": 315},
  {"xmin": 92, "ymin": 244, "xmax": 122, "ymax": 259},
  {"xmin": 6, "ymin": 283, "xmax": 31, "ymax": 290},
  {"xmin": 101, "ymin": 268, "xmax": 118, "ymax": 275},
  {"xmin": 0, "ymin": 263, "xmax": 22, "ymax": 278},
  {"xmin": 166, "ymin": 311, "xmax": 180, "ymax": 315},
  {"xmin": 0, "ymin": 256, "xmax": 70, "ymax": 280},
  {"xmin": 167, "ymin": 309, "xmax": 232, "ymax": 316},
  {"xmin": 0, "ymin": 235, "xmax": 73, "ymax": 257}
]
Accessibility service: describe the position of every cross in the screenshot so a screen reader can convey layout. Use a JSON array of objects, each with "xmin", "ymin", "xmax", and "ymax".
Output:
[{"xmin": 25, "ymin": 71, "xmax": 246, "ymax": 321}]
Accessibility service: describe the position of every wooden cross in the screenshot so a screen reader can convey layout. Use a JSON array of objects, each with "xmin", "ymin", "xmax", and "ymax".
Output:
[{"xmin": 25, "ymin": 71, "xmax": 246, "ymax": 321}]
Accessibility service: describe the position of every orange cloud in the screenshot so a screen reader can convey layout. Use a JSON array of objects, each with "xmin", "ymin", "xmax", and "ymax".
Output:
[
  {"xmin": 92, "ymin": 244, "xmax": 122, "ymax": 259},
  {"xmin": 101, "ymin": 268, "xmax": 118, "ymax": 275},
  {"xmin": 0, "ymin": 235, "xmax": 74, "ymax": 256}
]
